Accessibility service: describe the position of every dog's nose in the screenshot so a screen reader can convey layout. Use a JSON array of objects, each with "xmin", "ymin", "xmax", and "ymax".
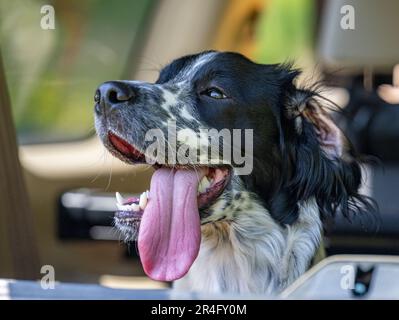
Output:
[{"xmin": 95, "ymin": 81, "xmax": 135, "ymax": 114}]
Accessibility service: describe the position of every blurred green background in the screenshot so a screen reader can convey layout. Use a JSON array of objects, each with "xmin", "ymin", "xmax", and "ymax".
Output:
[
  {"xmin": 0, "ymin": 0, "xmax": 154, "ymax": 143},
  {"xmin": 0, "ymin": 0, "xmax": 314, "ymax": 144}
]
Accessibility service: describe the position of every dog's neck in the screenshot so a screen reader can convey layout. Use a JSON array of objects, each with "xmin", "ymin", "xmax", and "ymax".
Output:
[{"xmin": 173, "ymin": 196, "xmax": 322, "ymax": 295}]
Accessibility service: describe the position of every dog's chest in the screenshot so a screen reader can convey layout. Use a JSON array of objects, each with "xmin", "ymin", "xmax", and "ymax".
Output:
[
  {"xmin": 174, "ymin": 220, "xmax": 283, "ymax": 294},
  {"xmin": 173, "ymin": 199, "xmax": 322, "ymax": 295}
]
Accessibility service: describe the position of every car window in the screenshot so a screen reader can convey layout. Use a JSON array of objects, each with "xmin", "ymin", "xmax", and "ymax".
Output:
[{"xmin": 0, "ymin": 0, "xmax": 155, "ymax": 144}]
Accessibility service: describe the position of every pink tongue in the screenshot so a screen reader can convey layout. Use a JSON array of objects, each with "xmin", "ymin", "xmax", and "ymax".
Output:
[{"xmin": 138, "ymin": 168, "xmax": 205, "ymax": 281}]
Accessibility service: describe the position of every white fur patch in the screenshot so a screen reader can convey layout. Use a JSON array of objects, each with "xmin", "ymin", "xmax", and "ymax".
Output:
[
  {"xmin": 173, "ymin": 197, "xmax": 322, "ymax": 295},
  {"xmin": 161, "ymin": 89, "xmax": 179, "ymax": 112},
  {"xmin": 176, "ymin": 52, "xmax": 217, "ymax": 82}
]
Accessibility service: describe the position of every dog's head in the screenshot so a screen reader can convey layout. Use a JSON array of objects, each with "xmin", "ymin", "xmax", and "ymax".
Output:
[{"xmin": 94, "ymin": 51, "xmax": 373, "ymax": 281}]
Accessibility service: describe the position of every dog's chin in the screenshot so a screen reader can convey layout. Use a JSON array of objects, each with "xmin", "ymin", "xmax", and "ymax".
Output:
[{"xmin": 107, "ymin": 131, "xmax": 232, "ymax": 242}]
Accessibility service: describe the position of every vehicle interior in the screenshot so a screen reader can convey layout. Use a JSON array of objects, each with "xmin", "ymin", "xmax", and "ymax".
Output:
[{"xmin": 1, "ymin": 0, "xmax": 399, "ymax": 299}]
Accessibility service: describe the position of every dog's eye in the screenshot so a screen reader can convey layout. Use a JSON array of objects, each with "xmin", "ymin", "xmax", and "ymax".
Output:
[{"xmin": 202, "ymin": 87, "xmax": 227, "ymax": 99}]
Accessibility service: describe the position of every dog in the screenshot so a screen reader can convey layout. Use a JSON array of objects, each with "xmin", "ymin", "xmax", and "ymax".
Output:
[{"xmin": 94, "ymin": 50, "xmax": 374, "ymax": 295}]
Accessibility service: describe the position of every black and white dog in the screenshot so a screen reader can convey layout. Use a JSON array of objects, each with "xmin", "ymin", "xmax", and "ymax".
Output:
[{"xmin": 94, "ymin": 51, "xmax": 374, "ymax": 295}]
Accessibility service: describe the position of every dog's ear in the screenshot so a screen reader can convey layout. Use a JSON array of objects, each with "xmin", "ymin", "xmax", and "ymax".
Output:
[
  {"xmin": 275, "ymin": 88, "xmax": 377, "ymax": 224},
  {"xmin": 286, "ymin": 91, "xmax": 346, "ymax": 159}
]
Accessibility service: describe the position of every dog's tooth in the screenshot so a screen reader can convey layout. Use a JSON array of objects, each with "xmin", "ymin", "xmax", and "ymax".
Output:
[
  {"xmin": 198, "ymin": 179, "xmax": 204, "ymax": 193},
  {"xmin": 116, "ymin": 203, "xmax": 131, "ymax": 211},
  {"xmin": 203, "ymin": 176, "xmax": 211, "ymax": 189},
  {"xmin": 146, "ymin": 190, "xmax": 150, "ymax": 199},
  {"xmin": 131, "ymin": 203, "xmax": 140, "ymax": 211},
  {"xmin": 139, "ymin": 192, "xmax": 147, "ymax": 210},
  {"xmin": 116, "ymin": 192, "xmax": 124, "ymax": 205},
  {"xmin": 199, "ymin": 179, "xmax": 205, "ymax": 193},
  {"xmin": 198, "ymin": 176, "xmax": 210, "ymax": 193}
]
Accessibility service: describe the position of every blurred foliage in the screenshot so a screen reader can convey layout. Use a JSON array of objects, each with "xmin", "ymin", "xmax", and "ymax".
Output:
[
  {"xmin": 255, "ymin": 0, "xmax": 315, "ymax": 66},
  {"xmin": 0, "ymin": 0, "xmax": 316, "ymax": 144},
  {"xmin": 0, "ymin": 0, "xmax": 153, "ymax": 144}
]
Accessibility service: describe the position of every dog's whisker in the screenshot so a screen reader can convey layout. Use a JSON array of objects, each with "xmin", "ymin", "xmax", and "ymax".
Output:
[
  {"xmin": 90, "ymin": 148, "xmax": 110, "ymax": 184},
  {"xmin": 104, "ymin": 156, "xmax": 114, "ymax": 191},
  {"xmin": 91, "ymin": 50, "xmax": 376, "ymax": 295}
]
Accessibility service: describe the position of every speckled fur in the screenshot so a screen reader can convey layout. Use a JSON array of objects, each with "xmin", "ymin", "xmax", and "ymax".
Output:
[
  {"xmin": 174, "ymin": 177, "xmax": 321, "ymax": 295},
  {"xmin": 95, "ymin": 51, "xmax": 330, "ymax": 295}
]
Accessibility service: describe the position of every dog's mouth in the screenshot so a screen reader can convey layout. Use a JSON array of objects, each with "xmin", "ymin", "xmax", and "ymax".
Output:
[
  {"xmin": 108, "ymin": 131, "xmax": 231, "ymax": 282},
  {"xmin": 108, "ymin": 132, "xmax": 147, "ymax": 163},
  {"xmin": 108, "ymin": 132, "xmax": 231, "ymax": 210}
]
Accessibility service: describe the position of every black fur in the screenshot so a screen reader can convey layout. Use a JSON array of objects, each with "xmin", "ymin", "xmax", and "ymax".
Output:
[
  {"xmin": 98, "ymin": 50, "xmax": 377, "ymax": 227},
  {"xmin": 157, "ymin": 51, "xmax": 378, "ymax": 226}
]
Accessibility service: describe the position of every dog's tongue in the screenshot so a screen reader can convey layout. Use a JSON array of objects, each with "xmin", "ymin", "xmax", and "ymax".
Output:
[{"xmin": 138, "ymin": 168, "xmax": 204, "ymax": 281}]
